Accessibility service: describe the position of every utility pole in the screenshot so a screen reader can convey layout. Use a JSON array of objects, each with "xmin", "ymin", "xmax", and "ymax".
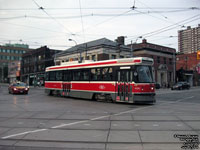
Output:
[{"xmin": 173, "ymin": 51, "xmax": 176, "ymax": 83}]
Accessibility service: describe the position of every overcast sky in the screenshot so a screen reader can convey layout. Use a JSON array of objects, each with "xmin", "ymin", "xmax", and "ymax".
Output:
[{"xmin": 0, "ymin": 0, "xmax": 199, "ymax": 51}]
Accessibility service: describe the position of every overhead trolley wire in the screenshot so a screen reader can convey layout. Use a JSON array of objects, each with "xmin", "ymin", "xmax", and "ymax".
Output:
[
  {"xmin": 0, "ymin": 7, "xmax": 199, "ymax": 11},
  {"xmin": 32, "ymin": 0, "xmax": 75, "ymax": 36},
  {"xmin": 126, "ymin": 14, "xmax": 200, "ymax": 43}
]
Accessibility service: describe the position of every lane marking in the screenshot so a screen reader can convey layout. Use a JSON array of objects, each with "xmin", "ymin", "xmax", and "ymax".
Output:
[
  {"xmin": 1, "ymin": 129, "xmax": 47, "ymax": 139},
  {"xmin": 51, "ymin": 120, "xmax": 88, "ymax": 129},
  {"xmin": 1, "ymin": 96, "xmax": 194, "ymax": 140}
]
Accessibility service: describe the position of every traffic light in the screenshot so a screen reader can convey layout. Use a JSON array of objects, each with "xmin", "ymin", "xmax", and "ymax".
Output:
[{"xmin": 197, "ymin": 51, "xmax": 200, "ymax": 60}]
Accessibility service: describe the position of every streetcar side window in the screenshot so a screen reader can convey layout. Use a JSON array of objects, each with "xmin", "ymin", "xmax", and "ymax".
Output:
[
  {"xmin": 102, "ymin": 67, "xmax": 113, "ymax": 81},
  {"xmin": 63, "ymin": 70, "xmax": 71, "ymax": 81},
  {"xmin": 90, "ymin": 68, "xmax": 101, "ymax": 81},
  {"xmin": 73, "ymin": 70, "xmax": 81, "ymax": 81},
  {"xmin": 56, "ymin": 71, "xmax": 63, "ymax": 81},
  {"xmin": 82, "ymin": 69, "xmax": 90, "ymax": 81},
  {"xmin": 45, "ymin": 72, "xmax": 49, "ymax": 81},
  {"xmin": 49, "ymin": 71, "xmax": 56, "ymax": 81}
]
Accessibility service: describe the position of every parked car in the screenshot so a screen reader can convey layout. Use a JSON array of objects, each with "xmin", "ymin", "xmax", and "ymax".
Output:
[
  {"xmin": 8, "ymin": 82, "xmax": 29, "ymax": 94},
  {"xmin": 171, "ymin": 82, "xmax": 190, "ymax": 90},
  {"xmin": 155, "ymin": 83, "xmax": 161, "ymax": 89}
]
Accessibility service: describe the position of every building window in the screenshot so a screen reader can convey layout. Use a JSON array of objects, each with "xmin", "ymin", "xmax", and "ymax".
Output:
[
  {"xmin": 38, "ymin": 55, "xmax": 41, "ymax": 60},
  {"xmin": 164, "ymin": 58, "xmax": 166, "ymax": 64},
  {"xmin": 92, "ymin": 55, "xmax": 96, "ymax": 61},
  {"xmin": 157, "ymin": 56, "xmax": 160, "ymax": 63},
  {"xmin": 169, "ymin": 58, "xmax": 172, "ymax": 65},
  {"xmin": 111, "ymin": 55, "xmax": 116, "ymax": 59}
]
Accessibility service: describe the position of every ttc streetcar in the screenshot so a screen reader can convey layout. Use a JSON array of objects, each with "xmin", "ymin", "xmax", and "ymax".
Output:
[{"xmin": 45, "ymin": 57, "xmax": 156, "ymax": 104}]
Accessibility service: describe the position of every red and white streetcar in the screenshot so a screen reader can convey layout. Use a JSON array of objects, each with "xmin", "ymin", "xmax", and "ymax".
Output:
[{"xmin": 45, "ymin": 57, "xmax": 156, "ymax": 104}]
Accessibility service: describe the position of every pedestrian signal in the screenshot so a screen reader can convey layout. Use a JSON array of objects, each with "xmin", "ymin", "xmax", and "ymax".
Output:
[{"xmin": 197, "ymin": 51, "xmax": 200, "ymax": 60}]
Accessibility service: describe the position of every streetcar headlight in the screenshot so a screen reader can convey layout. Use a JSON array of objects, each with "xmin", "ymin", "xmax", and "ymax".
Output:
[{"xmin": 13, "ymin": 88, "xmax": 17, "ymax": 91}]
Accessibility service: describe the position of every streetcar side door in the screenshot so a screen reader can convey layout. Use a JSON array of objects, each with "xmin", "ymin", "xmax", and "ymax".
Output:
[
  {"xmin": 116, "ymin": 69, "xmax": 132, "ymax": 102},
  {"xmin": 62, "ymin": 70, "xmax": 71, "ymax": 96}
]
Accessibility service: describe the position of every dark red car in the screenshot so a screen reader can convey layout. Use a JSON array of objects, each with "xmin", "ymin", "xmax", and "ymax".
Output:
[{"xmin": 8, "ymin": 82, "xmax": 29, "ymax": 94}]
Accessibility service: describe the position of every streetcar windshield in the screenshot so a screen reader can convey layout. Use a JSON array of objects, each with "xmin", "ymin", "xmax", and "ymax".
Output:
[{"xmin": 133, "ymin": 66, "xmax": 153, "ymax": 83}]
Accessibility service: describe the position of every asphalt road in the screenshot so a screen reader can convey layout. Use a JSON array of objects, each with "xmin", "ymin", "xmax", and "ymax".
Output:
[{"xmin": 0, "ymin": 85, "xmax": 200, "ymax": 150}]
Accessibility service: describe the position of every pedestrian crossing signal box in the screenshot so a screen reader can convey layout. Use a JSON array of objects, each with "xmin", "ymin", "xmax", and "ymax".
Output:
[{"xmin": 197, "ymin": 51, "xmax": 200, "ymax": 60}]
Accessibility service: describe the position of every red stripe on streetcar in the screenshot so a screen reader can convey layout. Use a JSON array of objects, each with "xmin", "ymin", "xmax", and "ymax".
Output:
[
  {"xmin": 48, "ymin": 60, "xmax": 117, "ymax": 70},
  {"xmin": 133, "ymin": 59, "xmax": 141, "ymax": 63}
]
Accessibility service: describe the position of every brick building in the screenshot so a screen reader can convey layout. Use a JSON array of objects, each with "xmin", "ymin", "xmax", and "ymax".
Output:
[
  {"xmin": 128, "ymin": 39, "xmax": 176, "ymax": 87},
  {"xmin": 21, "ymin": 46, "xmax": 61, "ymax": 86},
  {"xmin": 176, "ymin": 52, "xmax": 200, "ymax": 86}
]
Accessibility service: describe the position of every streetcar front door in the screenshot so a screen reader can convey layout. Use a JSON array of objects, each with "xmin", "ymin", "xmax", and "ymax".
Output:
[{"xmin": 116, "ymin": 70, "xmax": 132, "ymax": 102}]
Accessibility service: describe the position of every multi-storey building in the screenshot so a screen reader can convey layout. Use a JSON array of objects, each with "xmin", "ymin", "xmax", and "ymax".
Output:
[
  {"xmin": 55, "ymin": 37, "xmax": 131, "ymax": 64},
  {"xmin": 0, "ymin": 43, "xmax": 32, "ymax": 83},
  {"xmin": 178, "ymin": 25, "xmax": 200, "ymax": 54},
  {"xmin": 8, "ymin": 61, "xmax": 21, "ymax": 83},
  {"xmin": 128, "ymin": 39, "xmax": 176, "ymax": 88},
  {"xmin": 21, "ymin": 46, "xmax": 61, "ymax": 86}
]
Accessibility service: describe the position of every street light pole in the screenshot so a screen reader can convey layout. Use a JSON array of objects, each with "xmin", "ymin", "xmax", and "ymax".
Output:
[{"xmin": 68, "ymin": 39, "xmax": 82, "ymax": 63}]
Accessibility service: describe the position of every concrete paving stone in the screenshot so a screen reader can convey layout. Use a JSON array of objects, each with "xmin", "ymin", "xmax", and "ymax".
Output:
[
  {"xmin": 16, "ymin": 112, "xmax": 38, "ymax": 118},
  {"xmin": 185, "ymin": 121, "xmax": 200, "ymax": 130},
  {"xmin": 60, "ymin": 120, "xmax": 110, "ymax": 130},
  {"xmin": 139, "ymin": 131, "xmax": 199, "ymax": 143},
  {"xmin": 133, "ymin": 121, "xmax": 191, "ymax": 131},
  {"xmin": 107, "ymin": 144, "xmax": 143, "ymax": 150},
  {"xmin": 111, "ymin": 121, "xmax": 134, "ymax": 130},
  {"xmin": 0, "ymin": 105, "xmax": 24, "ymax": 112},
  {"xmin": 23, "ymin": 129, "xmax": 108, "ymax": 142},
  {"xmin": 31, "ymin": 113, "xmax": 63, "ymax": 119},
  {"xmin": 108, "ymin": 131, "xmax": 141, "ymax": 143},
  {"xmin": 110, "ymin": 115, "xmax": 133, "ymax": 121},
  {"xmin": 142, "ymin": 144, "xmax": 192, "ymax": 150},
  {"xmin": 178, "ymin": 116, "xmax": 200, "ymax": 121},
  {"xmin": 0, "ymin": 118, "xmax": 7, "ymax": 122},
  {"xmin": 0, "ymin": 112, "xmax": 20, "ymax": 118},
  {"xmin": 0, "ymin": 128, "xmax": 37, "ymax": 139},
  {"xmin": 133, "ymin": 116, "xmax": 179, "ymax": 121},
  {"xmin": 0, "ymin": 128, "xmax": 10, "ymax": 136},
  {"xmin": 110, "ymin": 121, "xmax": 191, "ymax": 131},
  {"xmin": 44, "ymin": 120, "xmax": 77, "ymax": 128},
  {"xmin": 0, "ymin": 118, "xmax": 49, "ymax": 128},
  {"xmin": 59, "ymin": 114, "xmax": 109, "ymax": 120},
  {"xmin": 0, "ymin": 139, "xmax": 16, "ymax": 146},
  {"xmin": 15, "ymin": 141, "xmax": 105, "ymax": 149}
]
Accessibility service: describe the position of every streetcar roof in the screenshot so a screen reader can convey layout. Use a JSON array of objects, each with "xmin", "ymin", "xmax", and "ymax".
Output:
[{"xmin": 46, "ymin": 57, "xmax": 153, "ymax": 71}]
